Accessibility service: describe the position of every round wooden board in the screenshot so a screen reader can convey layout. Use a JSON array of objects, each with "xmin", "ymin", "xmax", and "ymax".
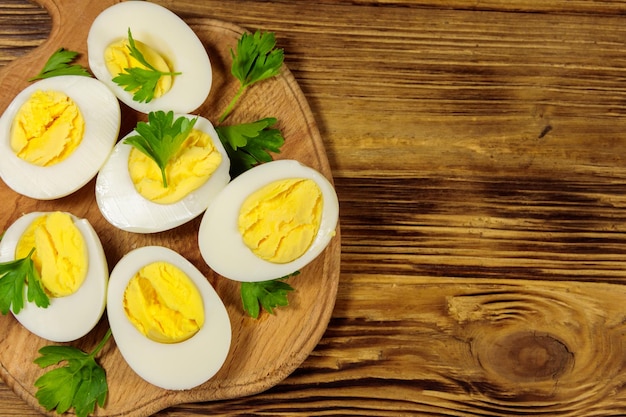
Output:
[{"xmin": 0, "ymin": 0, "xmax": 341, "ymax": 416}]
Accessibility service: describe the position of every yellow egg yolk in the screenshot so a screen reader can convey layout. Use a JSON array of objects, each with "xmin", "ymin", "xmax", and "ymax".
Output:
[
  {"xmin": 238, "ymin": 178, "xmax": 323, "ymax": 264},
  {"xmin": 104, "ymin": 38, "xmax": 173, "ymax": 99},
  {"xmin": 128, "ymin": 129, "xmax": 222, "ymax": 204},
  {"xmin": 10, "ymin": 90, "xmax": 85, "ymax": 167},
  {"xmin": 123, "ymin": 261, "xmax": 204, "ymax": 344},
  {"xmin": 15, "ymin": 212, "xmax": 88, "ymax": 297}
]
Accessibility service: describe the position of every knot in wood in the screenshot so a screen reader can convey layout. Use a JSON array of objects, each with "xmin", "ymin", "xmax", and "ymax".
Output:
[{"xmin": 480, "ymin": 331, "xmax": 573, "ymax": 383}]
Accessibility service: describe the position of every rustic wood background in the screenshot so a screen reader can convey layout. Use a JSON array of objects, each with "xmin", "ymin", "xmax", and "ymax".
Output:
[{"xmin": 1, "ymin": 0, "xmax": 626, "ymax": 416}]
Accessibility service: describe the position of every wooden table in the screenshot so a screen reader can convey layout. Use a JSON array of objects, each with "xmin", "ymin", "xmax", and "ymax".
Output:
[{"xmin": 1, "ymin": 0, "xmax": 626, "ymax": 415}]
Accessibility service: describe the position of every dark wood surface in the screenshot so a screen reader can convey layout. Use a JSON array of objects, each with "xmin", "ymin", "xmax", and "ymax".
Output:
[{"xmin": 2, "ymin": 0, "xmax": 626, "ymax": 416}]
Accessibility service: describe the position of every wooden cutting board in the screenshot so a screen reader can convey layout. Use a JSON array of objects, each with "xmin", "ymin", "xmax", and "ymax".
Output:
[{"xmin": 0, "ymin": 0, "xmax": 340, "ymax": 415}]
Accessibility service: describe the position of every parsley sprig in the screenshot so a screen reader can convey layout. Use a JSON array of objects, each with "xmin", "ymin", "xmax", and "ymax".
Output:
[
  {"xmin": 241, "ymin": 272, "xmax": 298, "ymax": 319},
  {"xmin": 113, "ymin": 28, "xmax": 181, "ymax": 103},
  {"xmin": 218, "ymin": 31, "xmax": 284, "ymax": 124},
  {"xmin": 0, "ymin": 248, "xmax": 49, "ymax": 314},
  {"xmin": 216, "ymin": 117, "xmax": 284, "ymax": 178},
  {"xmin": 34, "ymin": 329, "xmax": 112, "ymax": 417},
  {"xmin": 215, "ymin": 31, "xmax": 286, "ymax": 178},
  {"xmin": 28, "ymin": 48, "xmax": 91, "ymax": 81},
  {"xmin": 124, "ymin": 110, "xmax": 197, "ymax": 187}
]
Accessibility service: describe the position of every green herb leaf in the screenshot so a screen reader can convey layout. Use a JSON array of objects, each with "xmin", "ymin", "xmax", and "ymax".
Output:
[
  {"xmin": 124, "ymin": 110, "xmax": 197, "ymax": 187},
  {"xmin": 0, "ymin": 248, "xmax": 49, "ymax": 315},
  {"xmin": 218, "ymin": 31, "xmax": 284, "ymax": 124},
  {"xmin": 28, "ymin": 48, "xmax": 91, "ymax": 81},
  {"xmin": 241, "ymin": 272, "xmax": 298, "ymax": 319},
  {"xmin": 112, "ymin": 28, "xmax": 181, "ymax": 103},
  {"xmin": 216, "ymin": 117, "xmax": 284, "ymax": 178},
  {"xmin": 231, "ymin": 31, "xmax": 284, "ymax": 88},
  {"xmin": 34, "ymin": 329, "xmax": 111, "ymax": 417},
  {"xmin": 112, "ymin": 68, "xmax": 163, "ymax": 104}
]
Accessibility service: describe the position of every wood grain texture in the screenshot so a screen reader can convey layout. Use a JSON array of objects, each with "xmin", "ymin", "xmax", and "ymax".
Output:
[{"xmin": 2, "ymin": 0, "xmax": 626, "ymax": 416}]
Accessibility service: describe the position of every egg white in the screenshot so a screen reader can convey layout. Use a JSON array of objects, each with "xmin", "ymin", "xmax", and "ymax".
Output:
[
  {"xmin": 87, "ymin": 1, "xmax": 212, "ymax": 114},
  {"xmin": 95, "ymin": 114, "xmax": 230, "ymax": 233},
  {"xmin": 107, "ymin": 245, "xmax": 231, "ymax": 390},
  {"xmin": 0, "ymin": 76, "xmax": 121, "ymax": 200},
  {"xmin": 0, "ymin": 211, "xmax": 108, "ymax": 342},
  {"xmin": 198, "ymin": 159, "xmax": 339, "ymax": 282}
]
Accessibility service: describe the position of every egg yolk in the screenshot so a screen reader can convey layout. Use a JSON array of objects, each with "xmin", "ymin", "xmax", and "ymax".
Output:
[
  {"xmin": 15, "ymin": 212, "xmax": 88, "ymax": 297},
  {"xmin": 128, "ymin": 129, "xmax": 222, "ymax": 204},
  {"xmin": 104, "ymin": 38, "xmax": 173, "ymax": 99},
  {"xmin": 123, "ymin": 261, "xmax": 204, "ymax": 344},
  {"xmin": 238, "ymin": 178, "xmax": 323, "ymax": 264},
  {"xmin": 10, "ymin": 90, "xmax": 85, "ymax": 167}
]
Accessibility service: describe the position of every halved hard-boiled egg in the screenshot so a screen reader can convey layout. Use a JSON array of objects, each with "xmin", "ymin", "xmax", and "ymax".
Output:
[
  {"xmin": 87, "ymin": 1, "xmax": 212, "ymax": 114},
  {"xmin": 0, "ymin": 211, "xmax": 108, "ymax": 342},
  {"xmin": 0, "ymin": 75, "xmax": 121, "ymax": 200},
  {"xmin": 107, "ymin": 245, "xmax": 231, "ymax": 390},
  {"xmin": 198, "ymin": 159, "xmax": 339, "ymax": 282},
  {"xmin": 95, "ymin": 114, "xmax": 230, "ymax": 233}
]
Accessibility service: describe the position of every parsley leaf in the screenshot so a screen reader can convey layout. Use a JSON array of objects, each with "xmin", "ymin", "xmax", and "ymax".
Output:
[
  {"xmin": 216, "ymin": 117, "xmax": 284, "ymax": 178},
  {"xmin": 124, "ymin": 110, "xmax": 197, "ymax": 187},
  {"xmin": 113, "ymin": 68, "xmax": 163, "ymax": 104},
  {"xmin": 112, "ymin": 28, "xmax": 181, "ymax": 103},
  {"xmin": 0, "ymin": 248, "xmax": 49, "ymax": 315},
  {"xmin": 218, "ymin": 31, "xmax": 284, "ymax": 124},
  {"xmin": 232, "ymin": 31, "xmax": 285, "ymax": 88},
  {"xmin": 241, "ymin": 272, "xmax": 299, "ymax": 319},
  {"xmin": 214, "ymin": 31, "xmax": 286, "ymax": 175},
  {"xmin": 28, "ymin": 48, "xmax": 91, "ymax": 81},
  {"xmin": 34, "ymin": 329, "xmax": 111, "ymax": 417}
]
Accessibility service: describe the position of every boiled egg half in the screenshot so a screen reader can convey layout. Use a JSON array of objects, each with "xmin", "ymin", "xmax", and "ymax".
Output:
[
  {"xmin": 0, "ymin": 211, "xmax": 108, "ymax": 342},
  {"xmin": 0, "ymin": 75, "xmax": 121, "ymax": 200},
  {"xmin": 198, "ymin": 159, "xmax": 339, "ymax": 282},
  {"xmin": 87, "ymin": 1, "xmax": 212, "ymax": 114},
  {"xmin": 107, "ymin": 245, "xmax": 231, "ymax": 390},
  {"xmin": 95, "ymin": 114, "xmax": 230, "ymax": 233}
]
